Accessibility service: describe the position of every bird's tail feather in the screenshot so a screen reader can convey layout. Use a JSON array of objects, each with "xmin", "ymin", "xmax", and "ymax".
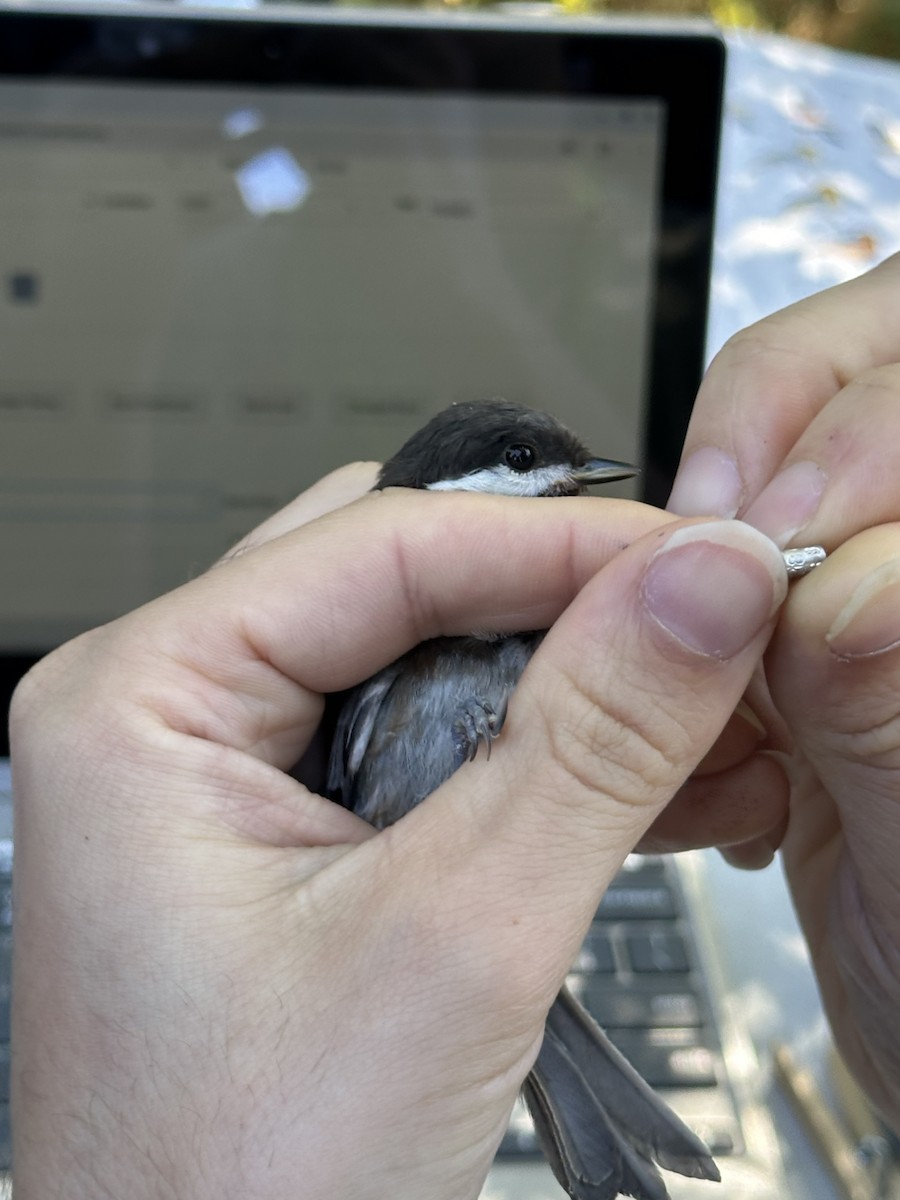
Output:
[{"xmin": 522, "ymin": 987, "xmax": 721, "ymax": 1200}]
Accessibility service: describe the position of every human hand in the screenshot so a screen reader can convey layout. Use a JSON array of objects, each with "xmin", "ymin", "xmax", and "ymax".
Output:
[
  {"xmin": 10, "ymin": 470, "xmax": 786, "ymax": 1200},
  {"xmin": 647, "ymin": 252, "xmax": 900, "ymax": 860},
  {"xmin": 663, "ymin": 251, "xmax": 900, "ymax": 1126},
  {"xmin": 765, "ymin": 526, "xmax": 900, "ymax": 1128}
]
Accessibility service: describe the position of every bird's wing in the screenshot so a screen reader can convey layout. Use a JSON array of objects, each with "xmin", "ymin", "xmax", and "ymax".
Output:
[{"xmin": 326, "ymin": 661, "xmax": 404, "ymax": 807}]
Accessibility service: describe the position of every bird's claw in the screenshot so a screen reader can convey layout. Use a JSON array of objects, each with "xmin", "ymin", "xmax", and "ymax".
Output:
[{"xmin": 454, "ymin": 699, "xmax": 508, "ymax": 763}]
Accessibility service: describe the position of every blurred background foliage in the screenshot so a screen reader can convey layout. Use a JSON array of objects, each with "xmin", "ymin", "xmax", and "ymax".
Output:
[{"xmin": 346, "ymin": 0, "xmax": 900, "ymax": 61}]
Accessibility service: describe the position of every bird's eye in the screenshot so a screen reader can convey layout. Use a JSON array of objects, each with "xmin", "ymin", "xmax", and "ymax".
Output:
[{"xmin": 504, "ymin": 443, "xmax": 536, "ymax": 471}]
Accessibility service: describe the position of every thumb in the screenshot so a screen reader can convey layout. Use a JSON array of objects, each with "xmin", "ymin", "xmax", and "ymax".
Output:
[
  {"xmin": 768, "ymin": 524, "xmax": 900, "ymax": 935},
  {"xmin": 764, "ymin": 525, "xmax": 900, "ymax": 1124},
  {"xmin": 404, "ymin": 519, "xmax": 788, "ymax": 989}
]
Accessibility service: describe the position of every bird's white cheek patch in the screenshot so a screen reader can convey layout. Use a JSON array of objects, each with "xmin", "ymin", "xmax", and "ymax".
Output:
[{"xmin": 426, "ymin": 464, "xmax": 573, "ymax": 497}]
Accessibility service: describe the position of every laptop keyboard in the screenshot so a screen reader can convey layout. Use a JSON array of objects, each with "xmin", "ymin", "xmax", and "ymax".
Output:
[{"xmin": 497, "ymin": 852, "xmax": 742, "ymax": 1164}]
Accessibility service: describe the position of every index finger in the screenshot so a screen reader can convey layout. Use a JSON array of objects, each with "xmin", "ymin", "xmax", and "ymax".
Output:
[
  {"xmin": 219, "ymin": 460, "xmax": 380, "ymax": 562},
  {"xmin": 668, "ymin": 252, "xmax": 900, "ymax": 520}
]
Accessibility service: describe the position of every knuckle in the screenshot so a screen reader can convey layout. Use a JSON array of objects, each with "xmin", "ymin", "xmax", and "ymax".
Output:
[
  {"xmin": 711, "ymin": 308, "xmax": 854, "ymax": 397},
  {"xmin": 388, "ymin": 524, "xmax": 441, "ymax": 645},
  {"xmin": 847, "ymin": 362, "xmax": 900, "ymax": 403},
  {"xmin": 540, "ymin": 663, "xmax": 692, "ymax": 811},
  {"xmin": 820, "ymin": 692, "xmax": 900, "ymax": 774},
  {"xmin": 713, "ymin": 316, "xmax": 806, "ymax": 377},
  {"xmin": 714, "ymin": 325, "xmax": 780, "ymax": 373},
  {"xmin": 9, "ymin": 637, "xmax": 84, "ymax": 733}
]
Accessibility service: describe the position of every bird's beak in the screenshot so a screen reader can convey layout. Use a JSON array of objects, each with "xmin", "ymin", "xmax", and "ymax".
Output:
[{"xmin": 570, "ymin": 457, "xmax": 639, "ymax": 485}]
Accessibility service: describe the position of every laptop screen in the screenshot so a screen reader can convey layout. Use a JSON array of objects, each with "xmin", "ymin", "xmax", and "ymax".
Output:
[{"xmin": 0, "ymin": 6, "xmax": 724, "ymax": 746}]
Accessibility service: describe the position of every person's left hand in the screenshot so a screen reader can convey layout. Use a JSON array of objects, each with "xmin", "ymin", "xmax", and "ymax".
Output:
[{"xmin": 12, "ymin": 461, "xmax": 787, "ymax": 1200}]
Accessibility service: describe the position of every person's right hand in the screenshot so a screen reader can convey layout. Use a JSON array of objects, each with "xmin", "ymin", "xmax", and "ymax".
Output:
[
  {"xmin": 660, "ymin": 252, "xmax": 900, "ymax": 1128},
  {"xmin": 762, "ymin": 525, "xmax": 900, "ymax": 1128}
]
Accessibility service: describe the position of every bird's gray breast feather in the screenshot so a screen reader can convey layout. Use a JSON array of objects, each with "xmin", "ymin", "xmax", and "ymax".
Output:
[{"xmin": 328, "ymin": 633, "xmax": 543, "ymax": 828}]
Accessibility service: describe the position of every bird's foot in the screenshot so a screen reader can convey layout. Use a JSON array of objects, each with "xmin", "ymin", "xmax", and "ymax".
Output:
[{"xmin": 454, "ymin": 699, "xmax": 508, "ymax": 763}]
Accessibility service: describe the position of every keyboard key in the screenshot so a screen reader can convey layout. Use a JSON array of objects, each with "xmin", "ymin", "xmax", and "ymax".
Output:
[
  {"xmin": 610, "ymin": 1030, "xmax": 719, "ymax": 1087},
  {"xmin": 627, "ymin": 931, "xmax": 690, "ymax": 973},
  {"xmin": 572, "ymin": 930, "xmax": 615, "ymax": 974},
  {"xmin": 0, "ymin": 937, "xmax": 11, "ymax": 991},
  {"xmin": 596, "ymin": 885, "xmax": 676, "ymax": 921},
  {"xmin": 497, "ymin": 1098, "xmax": 541, "ymax": 1157},
  {"xmin": 497, "ymin": 1127, "xmax": 540, "ymax": 1157},
  {"xmin": 581, "ymin": 985, "xmax": 702, "ymax": 1029},
  {"xmin": 617, "ymin": 855, "xmax": 668, "ymax": 883},
  {"xmin": 0, "ymin": 1100, "xmax": 9, "ymax": 1169},
  {"xmin": 697, "ymin": 1124, "xmax": 735, "ymax": 1154}
]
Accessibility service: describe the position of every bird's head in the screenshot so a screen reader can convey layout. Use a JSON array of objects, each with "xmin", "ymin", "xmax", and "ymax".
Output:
[{"xmin": 375, "ymin": 399, "xmax": 637, "ymax": 497}]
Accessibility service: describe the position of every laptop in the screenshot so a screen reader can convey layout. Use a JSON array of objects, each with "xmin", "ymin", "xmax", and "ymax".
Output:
[{"xmin": 0, "ymin": 6, "xmax": 784, "ymax": 1196}]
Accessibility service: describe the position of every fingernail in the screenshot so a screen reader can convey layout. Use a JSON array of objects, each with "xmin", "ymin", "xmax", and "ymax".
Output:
[
  {"xmin": 641, "ymin": 522, "xmax": 787, "ymax": 660},
  {"xmin": 719, "ymin": 838, "xmax": 777, "ymax": 871},
  {"xmin": 742, "ymin": 461, "xmax": 827, "ymax": 547},
  {"xmin": 719, "ymin": 810, "xmax": 788, "ymax": 870},
  {"xmin": 826, "ymin": 559, "xmax": 900, "ymax": 659},
  {"xmin": 667, "ymin": 447, "xmax": 743, "ymax": 518}
]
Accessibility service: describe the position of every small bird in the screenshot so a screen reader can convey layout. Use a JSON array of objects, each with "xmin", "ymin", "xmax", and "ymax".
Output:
[{"xmin": 327, "ymin": 398, "xmax": 721, "ymax": 1200}]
